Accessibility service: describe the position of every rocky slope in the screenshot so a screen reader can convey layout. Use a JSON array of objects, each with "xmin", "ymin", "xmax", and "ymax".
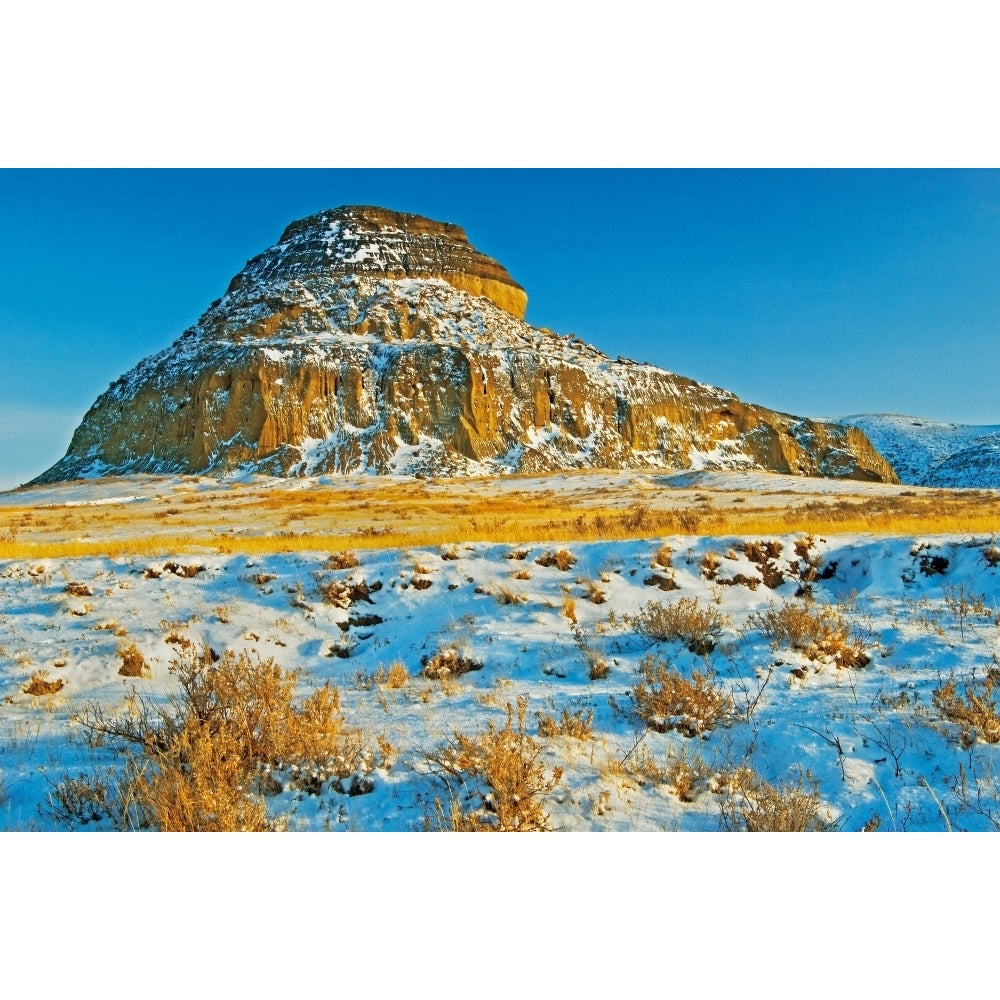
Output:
[
  {"xmin": 32, "ymin": 205, "xmax": 897, "ymax": 485},
  {"xmin": 841, "ymin": 414, "xmax": 1000, "ymax": 488}
]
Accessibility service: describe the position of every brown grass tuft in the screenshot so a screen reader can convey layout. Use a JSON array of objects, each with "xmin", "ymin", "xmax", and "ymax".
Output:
[
  {"xmin": 933, "ymin": 670, "xmax": 1000, "ymax": 746},
  {"xmin": 24, "ymin": 670, "xmax": 65, "ymax": 696},
  {"xmin": 118, "ymin": 643, "xmax": 151, "ymax": 678},
  {"xmin": 750, "ymin": 600, "xmax": 869, "ymax": 668},
  {"xmin": 718, "ymin": 767, "xmax": 834, "ymax": 831}
]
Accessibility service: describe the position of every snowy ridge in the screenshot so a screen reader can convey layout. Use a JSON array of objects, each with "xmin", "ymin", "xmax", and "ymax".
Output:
[{"xmin": 840, "ymin": 414, "xmax": 1000, "ymax": 488}]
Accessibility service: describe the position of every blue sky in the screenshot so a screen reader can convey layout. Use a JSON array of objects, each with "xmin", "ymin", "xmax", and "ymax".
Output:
[{"xmin": 1, "ymin": 168, "xmax": 998, "ymax": 490}]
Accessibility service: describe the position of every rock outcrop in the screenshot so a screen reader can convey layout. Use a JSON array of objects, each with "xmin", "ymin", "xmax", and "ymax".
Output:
[{"xmin": 32, "ymin": 206, "xmax": 898, "ymax": 485}]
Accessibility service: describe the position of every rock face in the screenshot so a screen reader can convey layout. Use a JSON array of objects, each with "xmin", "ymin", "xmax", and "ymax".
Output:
[{"xmin": 33, "ymin": 206, "xmax": 898, "ymax": 485}]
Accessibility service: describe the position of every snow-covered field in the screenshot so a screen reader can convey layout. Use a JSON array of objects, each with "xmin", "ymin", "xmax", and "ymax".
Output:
[{"xmin": 4, "ymin": 479, "xmax": 1000, "ymax": 832}]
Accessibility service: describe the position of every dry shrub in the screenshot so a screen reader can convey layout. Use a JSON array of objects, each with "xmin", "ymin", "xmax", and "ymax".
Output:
[
  {"xmin": 626, "ymin": 597, "xmax": 730, "ymax": 654},
  {"xmin": 652, "ymin": 545, "xmax": 673, "ymax": 569},
  {"xmin": 750, "ymin": 600, "xmax": 869, "ymax": 668},
  {"xmin": 700, "ymin": 552, "xmax": 722, "ymax": 580},
  {"xmin": 535, "ymin": 707, "xmax": 594, "ymax": 740},
  {"xmin": 562, "ymin": 596, "xmax": 578, "ymax": 624},
  {"xmin": 43, "ymin": 771, "xmax": 115, "ymax": 827},
  {"xmin": 422, "ymin": 646, "xmax": 484, "ymax": 680},
  {"xmin": 384, "ymin": 661, "xmax": 409, "ymax": 689},
  {"xmin": 495, "ymin": 584, "xmax": 528, "ymax": 606},
  {"xmin": 441, "ymin": 546, "xmax": 460, "ymax": 561},
  {"xmin": 583, "ymin": 579, "xmax": 607, "ymax": 604},
  {"xmin": 118, "ymin": 643, "xmax": 150, "ymax": 678},
  {"xmin": 64, "ymin": 581, "xmax": 93, "ymax": 597},
  {"xmin": 628, "ymin": 747, "xmax": 708, "ymax": 802},
  {"xmin": 512, "ymin": 569, "xmax": 531, "ymax": 580},
  {"xmin": 316, "ymin": 575, "xmax": 379, "ymax": 609},
  {"xmin": 505, "ymin": 549, "xmax": 530, "ymax": 561},
  {"xmin": 24, "ymin": 670, "xmax": 65, "ymax": 696},
  {"xmin": 588, "ymin": 657, "xmax": 610, "ymax": 680},
  {"xmin": 326, "ymin": 551, "xmax": 360, "ymax": 570},
  {"xmin": 933, "ymin": 670, "xmax": 1000, "ymax": 746},
  {"xmin": 536, "ymin": 549, "xmax": 577, "ymax": 571},
  {"xmin": 983, "ymin": 545, "xmax": 1000, "ymax": 568},
  {"xmin": 426, "ymin": 696, "xmax": 563, "ymax": 831},
  {"xmin": 75, "ymin": 645, "xmax": 367, "ymax": 831},
  {"xmin": 633, "ymin": 654, "xmax": 732, "ymax": 737},
  {"xmin": 718, "ymin": 767, "xmax": 834, "ymax": 832},
  {"xmin": 743, "ymin": 539, "xmax": 785, "ymax": 589}
]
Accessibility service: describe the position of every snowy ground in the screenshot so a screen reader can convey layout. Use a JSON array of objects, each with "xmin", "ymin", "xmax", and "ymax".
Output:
[{"xmin": 3, "ymin": 483, "xmax": 1000, "ymax": 831}]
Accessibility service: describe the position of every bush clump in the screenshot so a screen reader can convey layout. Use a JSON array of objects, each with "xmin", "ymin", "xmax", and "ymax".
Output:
[
  {"xmin": 75, "ymin": 645, "xmax": 368, "ymax": 831},
  {"xmin": 632, "ymin": 654, "xmax": 732, "ymax": 737},
  {"xmin": 750, "ymin": 600, "xmax": 869, "ymax": 668},
  {"xmin": 718, "ymin": 767, "xmax": 834, "ymax": 832},
  {"xmin": 426, "ymin": 696, "xmax": 563, "ymax": 831},
  {"xmin": 627, "ymin": 597, "xmax": 730, "ymax": 654}
]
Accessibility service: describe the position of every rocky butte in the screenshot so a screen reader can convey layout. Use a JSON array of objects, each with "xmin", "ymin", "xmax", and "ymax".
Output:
[{"xmin": 32, "ymin": 205, "xmax": 898, "ymax": 484}]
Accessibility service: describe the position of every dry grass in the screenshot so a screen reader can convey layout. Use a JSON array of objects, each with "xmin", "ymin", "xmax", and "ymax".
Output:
[
  {"xmin": 5, "ymin": 475, "xmax": 1000, "ymax": 561},
  {"xmin": 535, "ymin": 548, "xmax": 577, "ymax": 571},
  {"xmin": 495, "ymin": 584, "xmax": 528, "ymax": 606},
  {"xmin": 383, "ymin": 661, "xmax": 410, "ymax": 689},
  {"xmin": 325, "ymin": 551, "xmax": 360, "ymax": 570},
  {"xmin": 633, "ymin": 654, "xmax": 733, "ymax": 737},
  {"xmin": 628, "ymin": 747, "xmax": 708, "ymax": 802},
  {"xmin": 421, "ymin": 646, "xmax": 484, "ymax": 680},
  {"xmin": 750, "ymin": 600, "xmax": 869, "ymax": 668},
  {"xmin": 626, "ymin": 597, "xmax": 730, "ymax": 654},
  {"xmin": 718, "ymin": 767, "xmax": 834, "ymax": 832},
  {"xmin": 562, "ymin": 596, "xmax": 578, "ymax": 624},
  {"xmin": 118, "ymin": 643, "xmax": 150, "ymax": 678},
  {"xmin": 426, "ymin": 696, "xmax": 563, "ymax": 831},
  {"xmin": 74, "ymin": 645, "xmax": 366, "ymax": 831},
  {"xmin": 535, "ymin": 707, "xmax": 594, "ymax": 740},
  {"xmin": 24, "ymin": 670, "xmax": 65, "ymax": 696},
  {"xmin": 932, "ymin": 669, "xmax": 1000, "ymax": 746}
]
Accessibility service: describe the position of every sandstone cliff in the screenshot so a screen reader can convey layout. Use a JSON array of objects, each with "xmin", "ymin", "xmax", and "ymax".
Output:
[{"xmin": 32, "ymin": 205, "xmax": 898, "ymax": 485}]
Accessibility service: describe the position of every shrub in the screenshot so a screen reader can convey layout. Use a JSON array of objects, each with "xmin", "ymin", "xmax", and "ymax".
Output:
[
  {"xmin": 626, "ymin": 597, "xmax": 730, "ymax": 654},
  {"xmin": 43, "ymin": 771, "xmax": 115, "ymax": 828},
  {"xmin": 632, "ymin": 654, "xmax": 732, "ymax": 737},
  {"xmin": 536, "ymin": 549, "xmax": 577, "ymax": 571},
  {"xmin": 421, "ymin": 646, "xmax": 484, "ymax": 680},
  {"xmin": 64, "ymin": 581, "xmax": 93, "ymax": 597},
  {"xmin": 651, "ymin": 544, "xmax": 673, "ymax": 569},
  {"xmin": 495, "ymin": 584, "xmax": 528, "ymax": 606},
  {"xmin": 718, "ymin": 767, "xmax": 834, "ymax": 832},
  {"xmin": 74, "ymin": 645, "xmax": 367, "ymax": 831},
  {"xmin": 326, "ymin": 551, "xmax": 360, "ymax": 570},
  {"xmin": 24, "ymin": 670, "xmax": 65, "ymax": 696},
  {"xmin": 426, "ymin": 696, "xmax": 563, "ymax": 831},
  {"xmin": 700, "ymin": 552, "xmax": 722, "ymax": 580},
  {"xmin": 628, "ymin": 747, "xmax": 708, "ymax": 802},
  {"xmin": 750, "ymin": 600, "xmax": 869, "ymax": 668},
  {"xmin": 583, "ymin": 579, "xmax": 607, "ymax": 604},
  {"xmin": 118, "ymin": 643, "xmax": 150, "ymax": 678},
  {"xmin": 932, "ymin": 670, "xmax": 1000, "ymax": 746},
  {"xmin": 384, "ymin": 661, "xmax": 409, "ymax": 689},
  {"xmin": 535, "ymin": 707, "xmax": 594, "ymax": 740}
]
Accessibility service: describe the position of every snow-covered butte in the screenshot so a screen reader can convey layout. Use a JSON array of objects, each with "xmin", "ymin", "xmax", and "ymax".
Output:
[{"xmin": 32, "ymin": 206, "xmax": 896, "ymax": 485}]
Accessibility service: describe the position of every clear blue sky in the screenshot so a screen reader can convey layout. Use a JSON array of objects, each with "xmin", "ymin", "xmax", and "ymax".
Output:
[{"xmin": 1, "ymin": 168, "xmax": 998, "ymax": 490}]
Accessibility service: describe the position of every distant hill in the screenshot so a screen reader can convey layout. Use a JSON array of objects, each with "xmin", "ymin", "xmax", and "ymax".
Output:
[{"xmin": 840, "ymin": 414, "xmax": 1000, "ymax": 488}]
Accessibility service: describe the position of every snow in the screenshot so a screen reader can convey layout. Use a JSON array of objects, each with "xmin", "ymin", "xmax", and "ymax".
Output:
[
  {"xmin": 841, "ymin": 413, "xmax": 1000, "ymax": 488},
  {"xmin": 4, "ymin": 475, "xmax": 1000, "ymax": 834}
]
